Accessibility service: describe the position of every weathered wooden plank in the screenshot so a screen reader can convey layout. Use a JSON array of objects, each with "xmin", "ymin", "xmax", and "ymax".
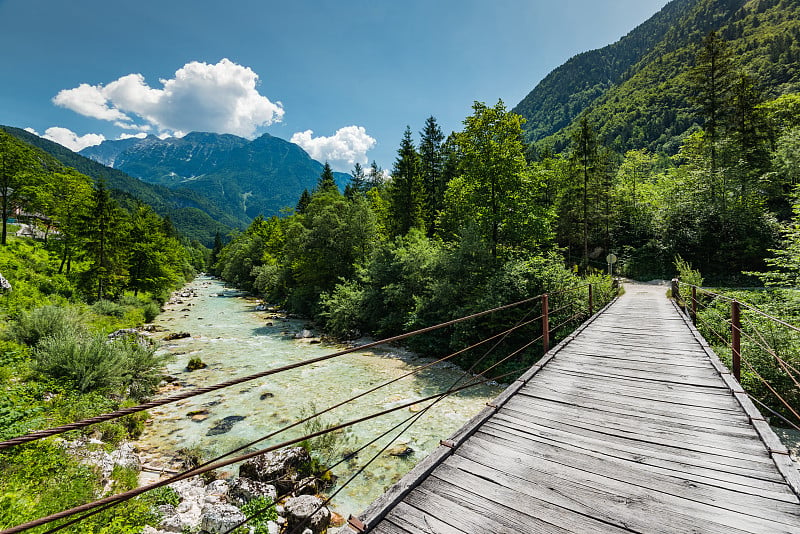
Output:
[
  {"xmin": 479, "ymin": 418, "xmax": 796, "ymax": 499},
  {"xmin": 461, "ymin": 434, "xmax": 800, "ymax": 529},
  {"xmin": 382, "ymin": 501, "xmax": 467, "ymax": 534},
  {"xmin": 484, "ymin": 412, "xmax": 780, "ymax": 477},
  {"xmin": 546, "ymin": 359, "xmax": 723, "ymax": 385},
  {"xmin": 498, "ymin": 402, "xmax": 771, "ymax": 461},
  {"xmin": 424, "ymin": 468, "xmax": 633, "ymax": 534},
  {"xmin": 441, "ymin": 454, "xmax": 756, "ymax": 534},
  {"xmin": 504, "ymin": 395, "xmax": 768, "ymax": 453},
  {"xmin": 517, "ymin": 384, "xmax": 754, "ymax": 432},
  {"xmin": 518, "ymin": 376, "xmax": 742, "ymax": 415},
  {"xmin": 407, "ymin": 484, "xmax": 573, "ymax": 534}
]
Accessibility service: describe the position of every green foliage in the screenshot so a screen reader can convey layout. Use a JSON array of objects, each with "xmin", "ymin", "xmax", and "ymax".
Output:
[
  {"xmin": 7, "ymin": 305, "xmax": 87, "ymax": 347},
  {"xmin": 240, "ymin": 496, "xmax": 279, "ymax": 532},
  {"xmin": 33, "ymin": 332, "xmax": 162, "ymax": 398},
  {"xmin": 674, "ymin": 255, "xmax": 704, "ymax": 287},
  {"xmin": 187, "ymin": 357, "xmax": 207, "ymax": 371},
  {"xmin": 144, "ymin": 485, "xmax": 181, "ymax": 508}
]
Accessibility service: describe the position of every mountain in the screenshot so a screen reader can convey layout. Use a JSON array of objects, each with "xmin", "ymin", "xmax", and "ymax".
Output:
[
  {"xmin": 1, "ymin": 126, "xmax": 241, "ymax": 245},
  {"xmin": 80, "ymin": 132, "xmax": 351, "ymax": 221},
  {"xmin": 514, "ymin": 0, "xmax": 800, "ymax": 154}
]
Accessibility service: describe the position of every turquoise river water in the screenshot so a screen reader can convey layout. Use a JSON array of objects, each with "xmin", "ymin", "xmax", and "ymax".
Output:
[{"xmin": 137, "ymin": 276, "xmax": 503, "ymax": 516}]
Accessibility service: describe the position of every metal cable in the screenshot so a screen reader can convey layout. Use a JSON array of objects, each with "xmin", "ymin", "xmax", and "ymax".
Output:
[
  {"xmin": 27, "ymin": 299, "xmax": 547, "ymax": 533},
  {"xmin": 739, "ymin": 356, "xmax": 800, "ymax": 424},
  {"xmin": 0, "ymin": 294, "xmax": 546, "ymax": 450},
  {"xmin": 748, "ymin": 395, "xmax": 800, "ymax": 432},
  {"xmin": 1, "ymin": 376, "xmax": 501, "ymax": 534}
]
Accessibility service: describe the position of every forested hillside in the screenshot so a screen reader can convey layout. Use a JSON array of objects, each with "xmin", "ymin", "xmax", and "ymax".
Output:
[
  {"xmin": 515, "ymin": 0, "xmax": 800, "ymax": 155},
  {"xmin": 1, "ymin": 126, "xmax": 239, "ymax": 246},
  {"xmin": 80, "ymin": 131, "xmax": 351, "ymax": 225}
]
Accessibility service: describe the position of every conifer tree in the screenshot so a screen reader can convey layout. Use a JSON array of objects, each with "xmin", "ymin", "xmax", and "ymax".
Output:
[
  {"xmin": 387, "ymin": 127, "xmax": 425, "ymax": 237},
  {"xmin": 418, "ymin": 116, "xmax": 446, "ymax": 235},
  {"xmin": 316, "ymin": 162, "xmax": 338, "ymax": 193},
  {"xmin": 81, "ymin": 181, "xmax": 129, "ymax": 300},
  {"xmin": 346, "ymin": 162, "xmax": 367, "ymax": 199},
  {"xmin": 689, "ymin": 31, "xmax": 734, "ymax": 174},
  {"xmin": 296, "ymin": 189, "xmax": 312, "ymax": 214}
]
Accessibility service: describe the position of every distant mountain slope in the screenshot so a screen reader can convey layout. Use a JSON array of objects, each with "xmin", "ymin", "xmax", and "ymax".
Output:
[
  {"xmin": 1, "ymin": 126, "xmax": 240, "ymax": 245},
  {"xmin": 514, "ymin": 0, "xmax": 800, "ymax": 154},
  {"xmin": 80, "ymin": 132, "xmax": 350, "ymax": 221},
  {"xmin": 513, "ymin": 0, "xmax": 697, "ymax": 144}
]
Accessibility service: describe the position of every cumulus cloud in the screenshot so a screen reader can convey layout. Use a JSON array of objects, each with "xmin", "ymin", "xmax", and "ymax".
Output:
[
  {"xmin": 53, "ymin": 59, "xmax": 284, "ymax": 138},
  {"xmin": 291, "ymin": 126, "xmax": 376, "ymax": 170},
  {"xmin": 26, "ymin": 127, "xmax": 105, "ymax": 152}
]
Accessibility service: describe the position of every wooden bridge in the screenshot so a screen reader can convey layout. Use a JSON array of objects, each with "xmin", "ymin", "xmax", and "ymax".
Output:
[{"xmin": 347, "ymin": 283, "xmax": 800, "ymax": 534}]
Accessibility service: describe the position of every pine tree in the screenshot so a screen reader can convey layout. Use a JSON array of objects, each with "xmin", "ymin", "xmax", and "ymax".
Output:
[
  {"xmin": 81, "ymin": 181, "xmax": 129, "ymax": 300},
  {"xmin": 0, "ymin": 131, "xmax": 38, "ymax": 246},
  {"xmin": 418, "ymin": 116, "xmax": 446, "ymax": 235},
  {"xmin": 689, "ymin": 31, "xmax": 734, "ymax": 174},
  {"xmin": 316, "ymin": 162, "xmax": 338, "ymax": 193},
  {"xmin": 346, "ymin": 162, "xmax": 367, "ymax": 199},
  {"xmin": 387, "ymin": 127, "xmax": 425, "ymax": 237},
  {"xmin": 296, "ymin": 189, "xmax": 312, "ymax": 214}
]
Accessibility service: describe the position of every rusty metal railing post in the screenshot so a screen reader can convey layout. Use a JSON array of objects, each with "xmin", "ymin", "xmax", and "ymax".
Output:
[
  {"xmin": 588, "ymin": 284, "xmax": 593, "ymax": 316},
  {"xmin": 691, "ymin": 286, "xmax": 697, "ymax": 326},
  {"xmin": 671, "ymin": 278, "xmax": 680, "ymax": 301},
  {"xmin": 542, "ymin": 294, "xmax": 550, "ymax": 353},
  {"xmin": 731, "ymin": 300, "xmax": 741, "ymax": 381}
]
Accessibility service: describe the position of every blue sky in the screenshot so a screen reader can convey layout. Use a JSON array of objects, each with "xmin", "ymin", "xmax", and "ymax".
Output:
[{"xmin": 0, "ymin": 0, "xmax": 671, "ymax": 172}]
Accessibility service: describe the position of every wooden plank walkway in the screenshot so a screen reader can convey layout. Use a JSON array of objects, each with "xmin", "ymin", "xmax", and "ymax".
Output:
[{"xmin": 350, "ymin": 283, "xmax": 800, "ymax": 534}]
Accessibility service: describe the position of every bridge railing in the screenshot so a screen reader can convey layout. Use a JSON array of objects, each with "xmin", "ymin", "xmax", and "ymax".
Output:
[
  {"xmin": 0, "ymin": 281, "xmax": 613, "ymax": 534},
  {"xmin": 672, "ymin": 279, "xmax": 800, "ymax": 431}
]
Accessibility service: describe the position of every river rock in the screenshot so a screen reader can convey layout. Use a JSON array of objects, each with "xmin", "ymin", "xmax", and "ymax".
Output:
[
  {"xmin": 284, "ymin": 495, "xmax": 331, "ymax": 534},
  {"xmin": 239, "ymin": 447, "xmax": 311, "ymax": 494},
  {"xmin": 260, "ymin": 391, "xmax": 275, "ymax": 400},
  {"xmin": 206, "ymin": 415, "xmax": 245, "ymax": 436},
  {"xmin": 165, "ymin": 332, "xmax": 191, "ymax": 341},
  {"xmin": 294, "ymin": 476, "xmax": 320, "ymax": 496},
  {"xmin": 200, "ymin": 503, "xmax": 246, "ymax": 534},
  {"xmin": 228, "ymin": 477, "xmax": 277, "ymax": 505},
  {"xmin": 386, "ymin": 443, "xmax": 414, "ymax": 458},
  {"xmin": 294, "ymin": 329, "xmax": 314, "ymax": 339}
]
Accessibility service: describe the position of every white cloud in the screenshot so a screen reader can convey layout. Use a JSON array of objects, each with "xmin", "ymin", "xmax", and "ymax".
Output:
[
  {"xmin": 33, "ymin": 127, "xmax": 106, "ymax": 151},
  {"xmin": 52, "ymin": 59, "xmax": 284, "ymax": 138},
  {"xmin": 291, "ymin": 126, "xmax": 376, "ymax": 170},
  {"xmin": 118, "ymin": 132, "xmax": 148, "ymax": 140}
]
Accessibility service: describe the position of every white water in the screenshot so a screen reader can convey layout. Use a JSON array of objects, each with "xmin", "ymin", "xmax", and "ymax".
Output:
[{"xmin": 137, "ymin": 276, "xmax": 503, "ymax": 516}]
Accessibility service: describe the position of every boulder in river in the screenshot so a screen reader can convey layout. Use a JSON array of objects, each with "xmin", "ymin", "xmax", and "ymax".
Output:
[
  {"xmin": 284, "ymin": 495, "xmax": 331, "ymax": 534},
  {"xmin": 200, "ymin": 503, "xmax": 246, "ymax": 534},
  {"xmin": 386, "ymin": 443, "xmax": 414, "ymax": 458},
  {"xmin": 228, "ymin": 477, "xmax": 277, "ymax": 505},
  {"xmin": 206, "ymin": 415, "xmax": 245, "ymax": 436},
  {"xmin": 239, "ymin": 447, "xmax": 311, "ymax": 494},
  {"xmin": 165, "ymin": 332, "xmax": 191, "ymax": 341}
]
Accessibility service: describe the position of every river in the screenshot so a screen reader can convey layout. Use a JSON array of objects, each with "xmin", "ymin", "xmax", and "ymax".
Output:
[{"xmin": 136, "ymin": 276, "xmax": 503, "ymax": 516}]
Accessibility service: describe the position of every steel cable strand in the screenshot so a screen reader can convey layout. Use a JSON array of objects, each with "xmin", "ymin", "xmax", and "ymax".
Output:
[
  {"xmin": 694, "ymin": 313, "xmax": 733, "ymax": 349},
  {"xmin": 0, "ymin": 294, "xmax": 545, "ymax": 450},
  {"xmin": 747, "ymin": 394, "xmax": 800, "ymax": 432},
  {"xmin": 739, "ymin": 315, "xmax": 800, "ymax": 390},
  {"xmin": 739, "ymin": 354, "xmax": 800, "ymax": 424},
  {"xmin": 247, "ymin": 307, "xmax": 548, "ymax": 534},
  {"xmin": 2, "ymin": 377, "xmax": 502, "ymax": 534},
  {"xmin": 34, "ymin": 314, "xmax": 545, "ymax": 534},
  {"xmin": 25, "ymin": 298, "xmax": 548, "ymax": 533},
  {"xmin": 275, "ymin": 333, "xmax": 539, "ymax": 534}
]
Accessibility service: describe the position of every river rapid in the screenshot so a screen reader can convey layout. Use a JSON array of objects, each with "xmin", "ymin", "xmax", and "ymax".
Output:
[{"xmin": 136, "ymin": 276, "xmax": 503, "ymax": 516}]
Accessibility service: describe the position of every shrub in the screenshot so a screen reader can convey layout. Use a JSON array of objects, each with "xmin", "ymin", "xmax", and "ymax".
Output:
[
  {"xmin": 91, "ymin": 299, "xmax": 127, "ymax": 318},
  {"xmin": 33, "ymin": 332, "xmax": 164, "ymax": 398},
  {"xmin": 240, "ymin": 496, "xmax": 278, "ymax": 532},
  {"xmin": 8, "ymin": 305, "xmax": 87, "ymax": 347},
  {"xmin": 186, "ymin": 357, "xmax": 207, "ymax": 371},
  {"xmin": 142, "ymin": 301, "xmax": 161, "ymax": 323}
]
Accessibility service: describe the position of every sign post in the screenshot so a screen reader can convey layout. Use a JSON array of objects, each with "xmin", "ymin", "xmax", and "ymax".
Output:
[{"xmin": 606, "ymin": 253, "xmax": 617, "ymax": 277}]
